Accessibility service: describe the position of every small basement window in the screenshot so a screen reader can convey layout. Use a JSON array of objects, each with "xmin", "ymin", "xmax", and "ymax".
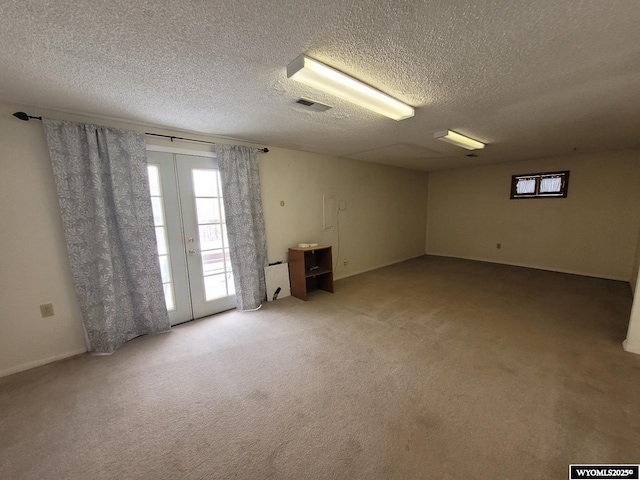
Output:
[{"xmin": 510, "ymin": 170, "xmax": 570, "ymax": 199}]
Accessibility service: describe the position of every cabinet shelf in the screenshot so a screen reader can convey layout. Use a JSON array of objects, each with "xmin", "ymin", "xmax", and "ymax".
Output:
[
  {"xmin": 305, "ymin": 267, "xmax": 332, "ymax": 278},
  {"xmin": 288, "ymin": 245, "xmax": 334, "ymax": 301}
]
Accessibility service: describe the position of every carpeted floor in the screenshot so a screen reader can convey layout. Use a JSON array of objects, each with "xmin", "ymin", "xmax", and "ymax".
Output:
[{"xmin": 1, "ymin": 255, "xmax": 639, "ymax": 479}]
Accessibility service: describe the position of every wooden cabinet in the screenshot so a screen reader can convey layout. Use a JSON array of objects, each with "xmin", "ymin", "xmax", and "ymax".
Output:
[{"xmin": 288, "ymin": 245, "xmax": 334, "ymax": 301}]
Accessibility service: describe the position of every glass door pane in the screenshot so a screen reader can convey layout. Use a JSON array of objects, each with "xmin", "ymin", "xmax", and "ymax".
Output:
[
  {"xmin": 175, "ymin": 154, "xmax": 236, "ymax": 319},
  {"xmin": 191, "ymin": 169, "xmax": 234, "ymax": 301},
  {"xmin": 146, "ymin": 151, "xmax": 192, "ymax": 325},
  {"xmin": 147, "ymin": 165, "xmax": 176, "ymax": 312}
]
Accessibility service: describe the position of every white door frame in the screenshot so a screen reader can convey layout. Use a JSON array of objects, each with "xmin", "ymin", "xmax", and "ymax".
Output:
[{"xmin": 146, "ymin": 146, "xmax": 235, "ymax": 325}]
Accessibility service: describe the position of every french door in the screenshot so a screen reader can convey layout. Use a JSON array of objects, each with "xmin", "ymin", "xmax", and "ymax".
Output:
[{"xmin": 146, "ymin": 150, "xmax": 236, "ymax": 325}]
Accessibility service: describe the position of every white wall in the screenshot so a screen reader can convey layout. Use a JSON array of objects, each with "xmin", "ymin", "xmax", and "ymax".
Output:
[
  {"xmin": 0, "ymin": 101, "xmax": 428, "ymax": 377},
  {"xmin": 426, "ymin": 150, "xmax": 640, "ymax": 281}
]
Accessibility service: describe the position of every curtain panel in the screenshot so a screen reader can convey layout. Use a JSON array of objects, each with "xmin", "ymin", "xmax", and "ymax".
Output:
[
  {"xmin": 43, "ymin": 119, "xmax": 170, "ymax": 354},
  {"xmin": 216, "ymin": 144, "xmax": 268, "ymax": 310}
]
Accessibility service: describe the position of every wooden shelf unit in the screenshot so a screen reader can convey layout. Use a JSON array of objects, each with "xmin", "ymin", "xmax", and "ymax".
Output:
[{"xmin": 288, "ymin": 245, "xmax": 334, "ymax": 301}]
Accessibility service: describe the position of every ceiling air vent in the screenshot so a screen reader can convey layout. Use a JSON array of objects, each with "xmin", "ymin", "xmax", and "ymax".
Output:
[{"xmin": 295, "ymin": 98, "xmax": 332, "ymax": 112}]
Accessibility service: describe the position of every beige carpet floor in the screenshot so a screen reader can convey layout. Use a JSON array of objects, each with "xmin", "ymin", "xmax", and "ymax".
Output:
[{"xmin": 1, "ymin": 255, "xmax": 639, "ymax": 480}]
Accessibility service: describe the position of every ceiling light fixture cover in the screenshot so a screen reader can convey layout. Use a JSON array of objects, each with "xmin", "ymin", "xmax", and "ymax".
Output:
[
  {"xmin": 434, "ymin": 130, "xmax": 485, "ymax": 150},
  {"xmin": 296, "ymin": 98, "xmax": 332, "ymax": 112},
  {"xmin": 286, "ymin": 54, "xmax": 415, "ymax": 121}
]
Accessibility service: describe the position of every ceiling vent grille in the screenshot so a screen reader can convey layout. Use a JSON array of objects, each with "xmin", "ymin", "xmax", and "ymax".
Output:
[{"xmin": 295, "ymin": 98, "xmax": 332, "ymax": 112}]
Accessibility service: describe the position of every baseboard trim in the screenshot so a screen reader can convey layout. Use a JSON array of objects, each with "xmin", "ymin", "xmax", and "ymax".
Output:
[
  {"xmin": 425, "ymin": 252, "xmax": 629, "ymax": 283},
  {"xmin": 623, "ymin": 339, "xmax": 640, "ymax": 355},
  {"xmin": 334, "ymin": 252, "xmax": 425, "ymax": 281},
  {"xmin": 0, "ymin": 348, "xmax": 87, "ymax": 379}
]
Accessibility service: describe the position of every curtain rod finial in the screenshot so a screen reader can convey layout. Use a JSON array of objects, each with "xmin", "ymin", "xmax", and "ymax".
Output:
[
  {"xmin": 13, "ymin": 111, "xmax": 42, "ymax": 121},
  {"xmin": 13, "ymin": 112, "xmax": 29, "ymax": 121}
]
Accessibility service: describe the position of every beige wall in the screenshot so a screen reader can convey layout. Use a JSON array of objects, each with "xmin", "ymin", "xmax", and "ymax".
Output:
[
  {"xmin": 0, "ymin": 105, "xmax": 87, "ymax": 377},
  {"xmin": 0, "ymin": 101, "xmax": 428, "ymax": 377},
  {"xmin": 260, "ymin": 148, "xmax": 428, "ymax": 278},
  {"xmin": 626, "ymin": 226, "xmax": 640, "ymax": 352},
  {"xmin": 426, "ymin": 150, "xmax": 640, "ymax": 281},
  {"xmin": 624, "ymin": 282, "xmax": 640, "ymax": 355},
  {"xmin": 631, "ymin": 223, "xmax": 640, "ymax": 294}
]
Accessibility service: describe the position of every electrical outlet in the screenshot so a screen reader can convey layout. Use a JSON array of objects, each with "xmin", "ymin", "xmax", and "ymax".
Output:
[
  {"xmin": 40, "ymin": 303, "xmax": 54, "ymax": 317},
  {"xmin": 496, "ymin": 243, "xmax": 502, "ymax": 249},
  {"xmin": 343, "ymin": 258, "xmax": 348, "ymax": 266}
]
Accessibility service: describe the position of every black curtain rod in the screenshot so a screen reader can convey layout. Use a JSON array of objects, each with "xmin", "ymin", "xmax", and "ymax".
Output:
[
  {"xmin": 12, "ymin": 111, "xmax": 269, "ymax": 153},
  {"xmin": 145, "ymin": 132, "xmax": 268, "ymax": 153}
]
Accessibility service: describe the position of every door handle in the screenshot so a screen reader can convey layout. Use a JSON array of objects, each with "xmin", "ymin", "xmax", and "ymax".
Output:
[{"xmin": 188, "ymin": 249, "xmax": 196, "ymax": 255}]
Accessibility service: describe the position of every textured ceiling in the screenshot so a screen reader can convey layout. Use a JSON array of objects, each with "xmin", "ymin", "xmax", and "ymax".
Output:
[{"xmin": 1, "ymin": 0, "xmax": 639, "ymax": 171}]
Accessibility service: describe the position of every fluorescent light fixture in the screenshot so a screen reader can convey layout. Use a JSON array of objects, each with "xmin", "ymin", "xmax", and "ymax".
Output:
[
  {"xmin": 434, "ymin": 130, "xmax": 485, "ymax": 150},
  {"xmin": 286, "ymin": 54, "xmax": 415, "ymax": 121}
]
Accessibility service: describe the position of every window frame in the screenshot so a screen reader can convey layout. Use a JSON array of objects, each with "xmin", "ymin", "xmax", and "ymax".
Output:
[{"xmin": 510, "ymin": 170, "xmax": 570, "ymax": 199}]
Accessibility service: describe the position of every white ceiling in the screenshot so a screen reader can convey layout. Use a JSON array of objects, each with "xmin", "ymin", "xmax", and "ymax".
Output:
[{"xmin": 1, "ymin": 0, "xmax": 639, "ymax": 171}]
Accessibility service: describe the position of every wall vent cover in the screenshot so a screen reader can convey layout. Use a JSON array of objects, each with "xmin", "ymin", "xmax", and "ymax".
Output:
[{"xmin": 295, "ymin": 98, "xmax": 332, "ymax": 112}]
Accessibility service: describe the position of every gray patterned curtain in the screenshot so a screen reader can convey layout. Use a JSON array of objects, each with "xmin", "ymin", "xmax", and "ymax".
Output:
[
  {"xmin": 43, "ymin": 119, "xmax": 170, "ymax": 354},
  {"xmin": 216, "ymin": 144, "xmax": 267, "ymax": 310}
]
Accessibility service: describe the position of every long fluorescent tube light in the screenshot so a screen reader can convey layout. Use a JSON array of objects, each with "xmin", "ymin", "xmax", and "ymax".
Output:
[
  {"xmin": 287, "ymin": 54, "xmax": 415, "ymax": 121},
  {"xmin": 434, "ymin": 130, "xmax": 485, "ymax": 150}
]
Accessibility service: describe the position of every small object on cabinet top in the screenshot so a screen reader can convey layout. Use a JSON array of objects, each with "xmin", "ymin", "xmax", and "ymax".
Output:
[{"xmin": 290, "ymin": 244, "xmax": 331, "ymax": 251}]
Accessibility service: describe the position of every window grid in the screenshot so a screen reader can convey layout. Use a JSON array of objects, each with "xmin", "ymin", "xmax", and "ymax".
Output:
[
  {"xmin": 510, "ymin": 170, "xmax": 570, "ymax": 199},
  {"xmin": 147, "ymin": 165, "xmax": 176, "ymax": 311},
  {"xmin": 193, "ymin": 169, "xmax": 234, "ymax": 301}
]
